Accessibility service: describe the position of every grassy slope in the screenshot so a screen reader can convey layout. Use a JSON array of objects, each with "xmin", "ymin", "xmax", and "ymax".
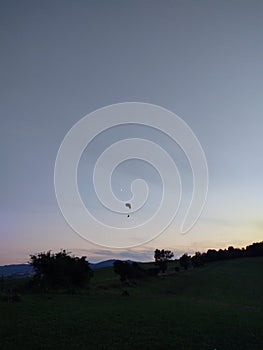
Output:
[{"xmin": 0, "ymin": 257, "xmax": 262, "ymax": 350}]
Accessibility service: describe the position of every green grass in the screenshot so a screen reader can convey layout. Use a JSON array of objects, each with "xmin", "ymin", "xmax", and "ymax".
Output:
[{"xmin": 0, "ymin": 257, "xmax": 262, "ymax": 350}]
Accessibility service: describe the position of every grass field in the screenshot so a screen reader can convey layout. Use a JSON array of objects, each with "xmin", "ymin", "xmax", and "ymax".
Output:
[{"xmin": 0, "ymin": 257, "xmax": 262, "ymax": 350}]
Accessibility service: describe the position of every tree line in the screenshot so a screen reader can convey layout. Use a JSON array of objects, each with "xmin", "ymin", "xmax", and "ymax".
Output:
[
  {"xmin": 188, "ymin": 241, "xmax": 263, "ymax": 268},
  {"xmin": 26, "ymin": 241, "xmax": 262, "ymax": 290},
  {"xmin": 151, "ymin": 242, "xmax": 263, "ymax": 273}
]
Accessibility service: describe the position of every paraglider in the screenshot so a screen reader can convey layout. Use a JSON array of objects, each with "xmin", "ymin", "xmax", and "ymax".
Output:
[{"xmin": 125, "ymin": 203, "xmax": 131, "ymax": 218}]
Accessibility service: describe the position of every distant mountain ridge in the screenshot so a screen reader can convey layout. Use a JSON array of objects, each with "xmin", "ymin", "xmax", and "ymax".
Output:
[
  {"xmin": 90, "ymin": 259, "xmax": 134, "ymax": 269},
  {"xmin": 0, "ymin": 259, "xmax": 134, "ymax": 277},
  {"xmin": 0, "ymin": 264, "xmax": 33, "ymax": 277}
]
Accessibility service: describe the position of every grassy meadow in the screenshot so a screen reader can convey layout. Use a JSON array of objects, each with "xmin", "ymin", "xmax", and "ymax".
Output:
[{"xmin": 0, "ymin": 257, "xmax": 262, "ymax": 350}]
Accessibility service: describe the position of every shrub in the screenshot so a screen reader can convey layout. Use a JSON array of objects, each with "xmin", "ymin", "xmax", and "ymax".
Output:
[{"xmin": 29, "ymin": 250, "xmax": 93, "ymax": 290}]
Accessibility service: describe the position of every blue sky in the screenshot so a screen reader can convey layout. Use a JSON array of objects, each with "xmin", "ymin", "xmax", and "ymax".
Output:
[{"xmin": 1, "ymin": 0, "xmax": 263, "ymax": 264}]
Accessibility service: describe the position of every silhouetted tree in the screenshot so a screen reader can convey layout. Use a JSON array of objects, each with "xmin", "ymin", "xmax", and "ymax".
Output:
[
  {"xmin": 154, "ymin": 249, "xmax": 174, "ymax": 273},
  {"xmin": 113, "ymin": 261, "xmax": 146, "ymax": 282},
  {"xmin": 246, "ymin": 242, "xmax": 263, "ymax": 257},
  {"xmin": 204, "ymin": 249, "xmax": 218, "ymax": 262},
  {"xmin": 113, "ymin": 261, "xmax": 131, "ymax": 282},
  {"xmin": 191, "ymin": 252, "xmax": 204, "ymax": 267},
  {"xmin": 30, "ymin": 250, "xmax": 93, "ymax": 290},
  {"xmin": 217, "ymin": 249, "xmax": 226, "ymax": 260},
  {"xmin": 179, "ymin": 253, "xmax": 191, "ymax": 270}
]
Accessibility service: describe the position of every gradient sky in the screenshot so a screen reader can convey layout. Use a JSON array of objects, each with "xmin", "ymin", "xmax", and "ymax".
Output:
[{"xmin": 1, "ymin": 0, "xmax": 263, "ymax": 265}]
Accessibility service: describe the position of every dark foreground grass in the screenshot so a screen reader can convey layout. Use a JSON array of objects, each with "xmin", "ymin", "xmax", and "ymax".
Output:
[{"xmin": 0, "ymin": 257, "xmax": 262, "ymax": 350}]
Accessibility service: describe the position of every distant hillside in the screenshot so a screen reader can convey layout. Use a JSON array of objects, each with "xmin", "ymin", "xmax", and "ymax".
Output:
[
  {"xmin": 0, "ymin": 259, "xmax": 135, "ymax": 277},
  {"xmin": 90, "ymin": 259, "xmax": 134, "ymax": 269},
  {"xmin": 0, "ymin": 264, "xmax": 33, "ymax": 277}
]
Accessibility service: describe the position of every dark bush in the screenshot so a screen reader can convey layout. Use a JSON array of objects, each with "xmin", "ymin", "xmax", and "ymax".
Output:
[
  {"xmin": 113, "ymin": 261, "xmax": 147, "ymax": 282},
  {"xmin": 191, "ymin": 252, "xmax": 204, "ymax": 268},
  {"xmin": 179, "ymin": 253, "xmax": 191, "ymax": 270},
  {"xmin": 29, "ymin": 250, "xmax": 93, "ymax": 290}
]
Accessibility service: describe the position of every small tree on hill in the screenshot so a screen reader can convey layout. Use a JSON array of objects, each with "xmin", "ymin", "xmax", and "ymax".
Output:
[
  {"xmin": 191, "ymin": 252, "xmax": 204, "ymax": 268},
  {"xmin": 113, "ymin": 261, "xmax": 146, "ymax": 282},
  {"xmin": 113, "ymin": 261, "xmax": 131, "ymax": 282},
  {"xmin": 154, "ymin": 249, "xmax": 174, "ymax": 273},
  {"xmin": 179, "ymin": 253, "xmax": 191, "ymax": 270},
  {"xmin": 30, "ymin": 250, "xmax": 93, "ymax": 290}
]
